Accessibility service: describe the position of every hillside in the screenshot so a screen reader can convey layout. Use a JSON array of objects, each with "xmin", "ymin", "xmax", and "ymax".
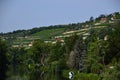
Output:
[
  {"xmin": 0, "ymin": 12, "xmax": 120, "ymax": 48},
  {"xmin": 0, "ymin": 12, "xmax": 120, "ymax": 80}
]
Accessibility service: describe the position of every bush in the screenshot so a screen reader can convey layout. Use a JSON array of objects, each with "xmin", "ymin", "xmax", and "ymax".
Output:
[{"xmin": 75, "ymin": 73, "xmax": 100, "ymax": 80}]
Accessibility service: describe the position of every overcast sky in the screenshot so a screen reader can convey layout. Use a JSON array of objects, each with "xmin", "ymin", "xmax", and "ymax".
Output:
[{"xmin": 0, "ymin": 0, "xmax": 120, "ymax": 33}]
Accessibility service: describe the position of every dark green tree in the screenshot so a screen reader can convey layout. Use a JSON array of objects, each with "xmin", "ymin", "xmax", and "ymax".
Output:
[
  {"xmin": 65, "ymin": 33, "xmax": 79, "ymax": 54},
  {"xmin": 7, "ymin": 47, "xmax": 28, "ymax": 79},
  {"xmin": 28, "ymin": 39, "xmax": 50, "ymax": 80},
  {"xmin": 48, "ymin": 42, "xmax": 67, "ymax": 80},
  {"xmin": 90, "ymin": 16, "xmax": 94, "ymax": 22},
  {"xmin": 0, "ymin": 39, "xmax": 8, "ymax": 80},
  {"xmin": 86, "ymin": 30, "xmax": 104, "ymax": 73},
  {"xmin": 49, "ymin": 42, "xmax": 65, "ymax": 62},
  {"xmin": 104, "ymin": 22, "xmax": 120, "ymax": 64}
]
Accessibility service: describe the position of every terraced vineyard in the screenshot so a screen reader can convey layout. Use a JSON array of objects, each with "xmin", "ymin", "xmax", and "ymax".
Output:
[
  {"xmin": 11, "ymin": 25, "xmax": 107, "ymax": 48},
  {"xmin": 31, "ymin": 28, "xmax": 65, "ymax": 40}
]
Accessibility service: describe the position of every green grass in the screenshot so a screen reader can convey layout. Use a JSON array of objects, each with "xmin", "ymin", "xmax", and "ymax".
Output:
[
  {"xmin": 116, "ymin": 14, "xmax": 120, "ymax": 19},
  {"xmin": 96, "ymin": 23, "xmax": 110, "ymax": 26},
  {"xmin": 31, "ymin": 28, "xmax": 65, "ymax": 40}
]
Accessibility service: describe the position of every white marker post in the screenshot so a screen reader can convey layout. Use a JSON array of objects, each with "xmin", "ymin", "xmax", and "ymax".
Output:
[{"xmin": 69, "ymin": 71, "xmax": 74, "ymax": 79}]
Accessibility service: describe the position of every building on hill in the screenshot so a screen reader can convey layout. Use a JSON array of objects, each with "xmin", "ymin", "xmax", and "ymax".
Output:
[
  {"xmin": 52, "ymin": 41, "xmax": 57, "ymax": 44},
  {"xmin": 44, "ymin": 41, "xmax": 52, "ymax": 44},
  {"xmin": 28, "ymin": 41, "xmax": 34, "ymax": 47},
  {"xmin": 104, "ymin": 35, "xmax": 109, "ymax": 41},
  {"xmin": 12, "ymin": 45, "xmax": 19, "ymax": 48},
  {"xmin": 100, "ymin": 17, "xmax": 107, "ymax": 23},
  {"xmin": 28, "ymin": 43, "xmax": 32, "ymax": 47},
  {"xmin": 94, "ymin": 23, "xmax": 101, "ymax": 26},
  {"xmin": 25, "ymin": 36, "xmax": 29, "ymax": 39},
  {"xmin": 54, "ymin": 36, "xmax": 64, "ymax": 42}
]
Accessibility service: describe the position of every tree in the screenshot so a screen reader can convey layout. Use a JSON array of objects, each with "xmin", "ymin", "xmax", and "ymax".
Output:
[
  {"xmin": 74, "ymin": 35, "xmax": 87, "ymax": 71},
  {"xmin": 0, "ymin": 39, "xmax": 8, "ymax": 80},
  {"xmin": 65, "ymin": 33, "xmax": 79, "ymax": 54},
  {"xmin": 67, "ymin": 35, "xmax": 87, "ymax": 72},
  {"xmin": 86, "ymin": 30, "xmax": 103, "ymax": 73},
  {"xmin": 104, "ymin": 64, "xmax": 120, "ymax": 80},
  {"xmin": 49, "ymin": 42, "xmax": 64, "ymax": 62},
  {"xmin": 90, "ymin": 16, "xmax": 94, "ymax": 22},
  {"xmin": 104, "ymin": 22, "xmax": 120, "ymax": 64},
  {"xmin": 48, "ymin": 42, "xmax": 68, "ymax": 80},
  {"xmin": 8, "ymin": 47, "xmax": 27, "ymax": 75},
  {"xmin": 87, "ymin": 39, "xmax": 103, "ymax": 73},
  {"xmin": 29, "ymin": 39, "xmax": 50, "ymax": 80}
]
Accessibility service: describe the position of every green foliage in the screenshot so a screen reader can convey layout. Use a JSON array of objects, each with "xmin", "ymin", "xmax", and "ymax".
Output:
[
  {"xmin": 32, "ymin": 28, "xmax": 65, "ymax": 40},
  {"xmin": 65, "ymin": 33, "xmax": 79, "ymax": 53},
  {"xmin": 74, "ymin": 73, "xmax": 100, "ymax": 80},
  {"xmin": 62, "ymin": 70, "xmax": 69, "ymax": 78},
  {"xmin": 103, "ymin": 64, "xmax": 120, "ymax": 80},
  {"xmin": 96, "ymin": 23, "xmax": 111, "ymax": 26},
  {"xmin": 7, "ymin": 47, "xmax": 28, "ymax": 76},
  {"xmin": 45, "ymin": 42, "xmax": 69, "ymax": 80},
  {"xmin": 49, "ymin": 42, "xmax": 65, "ymax": 62},
  {"xmin": 104, "ymin": 22, "xmax": 120, "ymax": 64},
  {"xmin": 86, "ymin": 30, "xmax": 104, "ymax": 73},
  {"xmin": 27, "ymin": 39, "xmax": 51, "ymax": 80},
  {"xmin": 90, "ymin": 16, "xmax": 94, "ymax": 22},
  {"xmin": 98, "ymin": 26, "xmax": 112, "ymax": 39},
  {"xmin": 62, "ymin": 70, "xmax": 76, "ymax": 79},
  {"xmin": 0, "ymin": 39, "xmax": 8, "ymax": 80}
]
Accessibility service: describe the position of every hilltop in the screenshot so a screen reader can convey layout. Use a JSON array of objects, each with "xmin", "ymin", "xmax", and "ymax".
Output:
[{"xmin": 0, "ymin": 12, "xmax": 120, "ymax": 48}]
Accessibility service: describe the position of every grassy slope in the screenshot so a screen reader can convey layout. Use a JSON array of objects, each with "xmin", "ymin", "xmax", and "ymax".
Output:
[
  {"xmin": 13, "ymin": 28, "xmax": 65, "ymax": 45},
  {"xmin": 31, "ymin": 28, "xmax": 65, "ymax": 40},
  {"xmin": 12, "ymin": 25, "xmax": 107, "ymax": 46}
]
